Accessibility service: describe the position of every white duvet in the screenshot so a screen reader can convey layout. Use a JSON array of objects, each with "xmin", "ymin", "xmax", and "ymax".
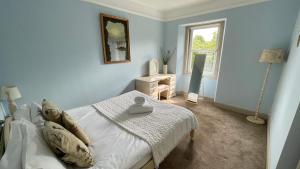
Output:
[
  {"xmin": 67, "ymin": 105, "xmax": 152, "ymax": 169},
  {"xmin": 93, "ymin": 91, "xmax": 199, "ymax": 167}
]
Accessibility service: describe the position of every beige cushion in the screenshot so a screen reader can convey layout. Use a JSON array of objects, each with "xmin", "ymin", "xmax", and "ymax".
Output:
[
  {"xmin": 42, "ymin": 121, "xmax": 94, "ymax": 167},
  {"xmin": 61, "ymin": 111, "xmax": 91, "ymax": 145},
  {"xmin": 158, "ymin": 84, "xmax": 169, "ymax": 91},
  {"xmin": 42, "ymin": 99, "xmax": 62, "ymax": 123}
]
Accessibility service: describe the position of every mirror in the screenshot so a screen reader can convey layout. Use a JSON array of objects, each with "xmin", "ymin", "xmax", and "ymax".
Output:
[
  {"xmin": 188, "ymin": 54, "xmax": 206, "ymax": 103},
  {"xmin": 100, "ymin": 14, "xmax": 131, "ymax": 64},
  {"xmin": 149, "ymin": 59, "xmax": 159, "ymax": 76}
]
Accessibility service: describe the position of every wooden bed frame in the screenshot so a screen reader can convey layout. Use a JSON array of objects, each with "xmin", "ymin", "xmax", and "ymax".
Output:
[{"xmin": 140, "ymin": 129, "xmax": 195, "ymax": 169}]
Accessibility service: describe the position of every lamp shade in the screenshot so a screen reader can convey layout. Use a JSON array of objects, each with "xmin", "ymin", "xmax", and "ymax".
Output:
[
  {"xmin": 0, "ymin": 86, "xmax": 22, "ymax": 100},
  {"xmin": 259, "ymin": 49, "xmax": 285, "ymax": 64}
]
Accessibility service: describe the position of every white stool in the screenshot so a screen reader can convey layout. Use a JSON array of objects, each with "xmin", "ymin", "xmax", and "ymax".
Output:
[{"xmin": 158, "ymin": 84, "xmax": 170, "ymax": 100}]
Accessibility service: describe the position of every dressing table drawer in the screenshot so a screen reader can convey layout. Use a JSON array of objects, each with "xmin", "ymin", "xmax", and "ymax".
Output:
[{"xmin": 149, "ymin": 82, "xmax": 158, "ymax": 89}]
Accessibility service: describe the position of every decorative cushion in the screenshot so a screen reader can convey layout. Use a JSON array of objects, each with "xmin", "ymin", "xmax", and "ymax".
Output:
[
  {"xmin": 42, "ymin": 99, "xmax": 62, "ymax": 124},
  {"xmin": 158, "ymin": 84, "xmax": 169, "ymax": 91},
  {"xmin": 42, "ymin": 121, "xmax": 94, "ymax": 167},
  {"xmin": 61, "ymin": 111, "xmax": 91, "ymax": 146}
]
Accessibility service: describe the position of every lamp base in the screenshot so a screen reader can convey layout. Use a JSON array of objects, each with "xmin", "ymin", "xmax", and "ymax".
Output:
[{"xmin": 246, "ymin": 116, "xmax": 265, "ymax": 125}]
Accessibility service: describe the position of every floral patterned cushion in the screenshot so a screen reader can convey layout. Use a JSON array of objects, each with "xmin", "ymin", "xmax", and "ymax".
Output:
[
  {"xmin": 42, "ymin": 121, "xmax": 94, "ymax": 167},
  {"xmin": 61, "ymin": 111, "xmax": 91, "ymax": 145},
  {"xmin": 42, "ymin": 99, "xmax": 62, "ymax": 124}
]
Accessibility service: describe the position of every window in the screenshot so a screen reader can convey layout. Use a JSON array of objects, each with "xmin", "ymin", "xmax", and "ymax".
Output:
[{"xmin": 184, "ymin": 21, "xmax": 225, "ymax": 79}]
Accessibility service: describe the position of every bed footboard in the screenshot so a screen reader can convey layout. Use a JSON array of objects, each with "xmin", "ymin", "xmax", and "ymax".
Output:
[
  {"xmin": 190, "ymin": 129, "xmax": 195, "ymax": 141},
  {"xmin": 141, "ymin": 159, "xmax": 155, "ymax": 169},
  {"xmin": 140, "ymin": 130, "xmax": 196, "ymax": 169}
]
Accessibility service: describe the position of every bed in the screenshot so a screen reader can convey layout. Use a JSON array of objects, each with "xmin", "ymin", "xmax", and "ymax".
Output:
[{"xmin": 0, "ymin": 90, "xmax": 198, "ymax": 169}]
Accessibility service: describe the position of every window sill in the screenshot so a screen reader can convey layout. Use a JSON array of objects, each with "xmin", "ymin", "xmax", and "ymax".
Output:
[{"xmin": 183, "ymin": 72, "xmax": 217, "ymax": 80}]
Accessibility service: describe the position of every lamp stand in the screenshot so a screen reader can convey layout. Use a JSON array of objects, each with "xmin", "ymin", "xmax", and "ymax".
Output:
[
  {"xmin": 7, "ymin": 93, "xmax": 17, "ymax": 116},
  {"xmin": 247, "ymin": 63, "xmax": 272, "ymax": 125}
]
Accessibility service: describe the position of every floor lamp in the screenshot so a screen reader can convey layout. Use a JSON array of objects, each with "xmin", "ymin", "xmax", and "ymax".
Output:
[{"xmin": 247, "ymin": 49, "xmax": 285, "ymax": 125}]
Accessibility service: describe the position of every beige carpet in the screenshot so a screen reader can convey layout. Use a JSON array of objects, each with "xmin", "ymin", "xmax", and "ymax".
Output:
[{"xmin": 160, "ymin": 96, "xmax": 267, "ymax": 169}]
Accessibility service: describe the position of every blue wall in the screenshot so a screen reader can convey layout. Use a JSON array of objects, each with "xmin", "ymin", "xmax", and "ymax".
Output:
[
  {"xmin": 164, "ymin": 0, "xmax": 300, "ymax": 114},
  {"xmin": 268, "ymin": 8, "xmax": 300, "ymax": 169},
  {"xmin": 1, "ymin": 0, "xmax": 299, "ymax": 117},
  {"xmin": 0, "ymin": 0, "xmax": 163, "ymax": 110}
]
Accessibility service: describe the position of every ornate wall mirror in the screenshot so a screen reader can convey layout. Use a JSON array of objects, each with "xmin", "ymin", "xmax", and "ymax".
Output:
[{"xmin": 100, "ymin": 14, "xmax": 131, "ymax": 64}]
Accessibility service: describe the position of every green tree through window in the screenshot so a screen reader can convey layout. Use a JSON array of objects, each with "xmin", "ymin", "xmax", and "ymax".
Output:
[
  {"xmin": 191, "ymin": 31, "xmax": 218, "ymax": 73},
  {"xmin": 192, "ymin": 31, "xmax": 217, "ymax": 50}
]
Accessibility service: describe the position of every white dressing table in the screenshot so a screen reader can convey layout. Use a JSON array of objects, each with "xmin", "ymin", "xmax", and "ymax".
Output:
[{"xmin": 135, "ymin": 74, "xmax": 176, "ymax": 100}]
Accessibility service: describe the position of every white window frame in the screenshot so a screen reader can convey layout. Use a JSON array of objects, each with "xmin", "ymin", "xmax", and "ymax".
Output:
[{"xmin": 184, "ymin": 20, "xmax": 225, "ymax": 79}]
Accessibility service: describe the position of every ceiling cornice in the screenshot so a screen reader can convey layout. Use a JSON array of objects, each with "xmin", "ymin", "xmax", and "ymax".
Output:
[
  {"xmin": 81, "ymin": 0, "xmax": 271, "ymax": 22},
  {"xmin": 163, "ymin": 0, "xmax": 271, "ymax": 21},
  {"xmin": 81, "ymin": 0, "xmax": 163, "ymax": 21}
]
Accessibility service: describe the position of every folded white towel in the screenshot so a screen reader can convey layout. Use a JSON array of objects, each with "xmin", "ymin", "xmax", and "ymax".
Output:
[
  {"xmin": 134, "ymin": 97, "xmax": 145, "ymax": 106},
  {"xmin": 128, "ymin": 97, "xmax": 153, "ymax": 114},
  {"xmin": 128, "ymin": 105, "xmax": 153, "ymax": 114}
]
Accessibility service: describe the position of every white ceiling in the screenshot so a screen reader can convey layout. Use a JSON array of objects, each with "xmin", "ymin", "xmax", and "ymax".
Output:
[{"xmin": 82, "ymin": 0, "xmax": 270, "ymax": 21}]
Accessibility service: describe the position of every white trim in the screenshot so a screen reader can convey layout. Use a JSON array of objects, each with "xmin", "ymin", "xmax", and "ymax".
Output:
[
  {"xmin": 81, "ymin": 0, "xmax": 271, "ymax": 22},
  {"xmin": 81, "ymin": 0, "xmax": 163, "ymax": 21},
  {"xmin": 182, "ymin": 18, "xmax": 227, "ymax": 27},
  {"xmin": 163, "ymin": 0, "xmax": 271, "ymax": 21},
  {"xmin": 266, "ymin": 119, "xmax": 270, "ymax": 169},
  {"xmin": 214, "ymin": 19, "xmax": 227, "ymax": 101}
]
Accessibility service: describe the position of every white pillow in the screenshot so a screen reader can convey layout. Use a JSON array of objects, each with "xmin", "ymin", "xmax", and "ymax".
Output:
[
  {"xmin": 0, "ymin": 120, "xmax": 24, "ymax": 169},
  {"xmin": 29, "ymin": 102, "xmax": 45, "ymax": 127},
  {"xmin": 13, "ymin": 103, "xmax": 45, "ymax": 127},
  {"xmin": 13, "ymin": 105, "xmax": 31, "ymax": 121},
  {"xmin": 0, "ymin": 120, "xmax": 66, "ymax": 169},
  {"xmin": 22, "ymin": 119, "xmax": 66, "ymax": 169}
]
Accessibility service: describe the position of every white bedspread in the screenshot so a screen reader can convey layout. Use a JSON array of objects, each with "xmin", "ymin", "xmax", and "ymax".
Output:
[
  {"xmin": 67, "ymin": 105, "xmax": 152, "ymax": 169},
  {"xmin": 93, "ymin": 91, "xmax": 199, "ymax": 167}
]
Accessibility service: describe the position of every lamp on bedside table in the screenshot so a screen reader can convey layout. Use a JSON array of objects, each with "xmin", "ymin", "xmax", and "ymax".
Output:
[
  {"xmin": 0, "ymin": 85, "xmax": 22, "ymax": 116},
  {"xmin": 247, "ymin": 49, "xmax": 285, "ymax": 125}
]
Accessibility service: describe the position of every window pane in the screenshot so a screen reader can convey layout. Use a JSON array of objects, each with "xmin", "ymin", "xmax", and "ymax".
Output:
[
  {"xmin": 189, "ymin": 26, "xmax": 219, "ymax": 75},
  {"xmin": 192, "ymin": 27, "xmax": 218, "ymax": 51}
]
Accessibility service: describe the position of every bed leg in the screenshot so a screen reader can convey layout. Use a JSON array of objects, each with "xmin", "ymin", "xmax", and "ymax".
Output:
[{"xmin": 190, "ymin": 129, "xmax": 195, "ymax": 141}]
